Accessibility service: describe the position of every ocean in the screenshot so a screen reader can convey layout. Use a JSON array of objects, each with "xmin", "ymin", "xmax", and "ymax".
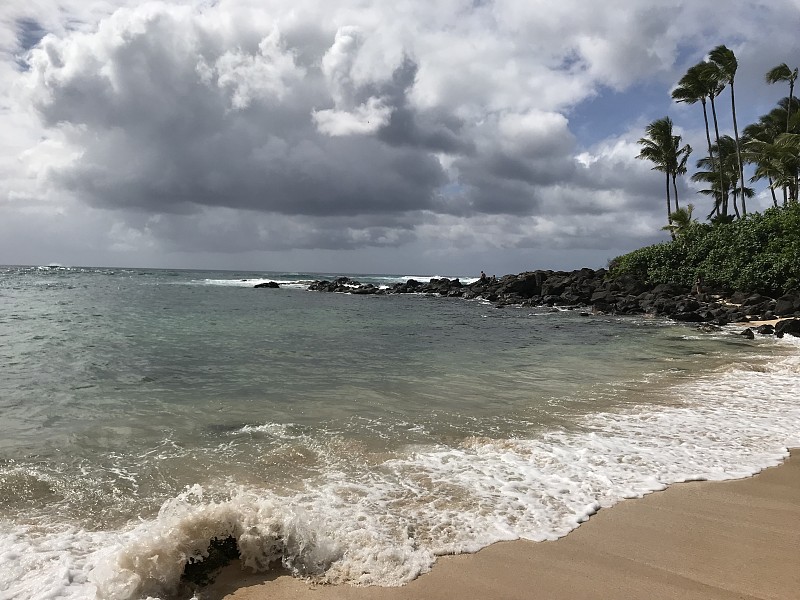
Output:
[{"xmin": 1, "ymin": 265, "xmax": 798, "ymax": 599}]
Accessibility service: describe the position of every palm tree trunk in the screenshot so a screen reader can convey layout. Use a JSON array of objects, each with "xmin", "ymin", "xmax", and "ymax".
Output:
[
  {"xmin": 665, "ymin": 172, "xmax": 674, "ymax": 239},
  {"xmin": 768, "ymin": 176, "xmax": 778, "ymax": 207},
  {"xmin": 709, "ymin": 95, "xmax": 728, "ymax": 216},
  {"xmin": 672, "ymin": 174, "xmax": 680, "ymax": 212},
  {"xmin": 700, "ymin": 99, "xmax": 722, "ymax": 217},
  {"xmin": 792, "ymin": 81, "xmax": 798, "ymax": 202},
  {"xmin": 730, "ymin": 81, "xmax": 747, "ymax": 215}
]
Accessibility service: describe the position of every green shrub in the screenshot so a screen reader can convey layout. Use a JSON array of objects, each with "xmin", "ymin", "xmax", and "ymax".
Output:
[{"xmin": 610, "ymin": 204, "xmax": 800, "ymax": 295}]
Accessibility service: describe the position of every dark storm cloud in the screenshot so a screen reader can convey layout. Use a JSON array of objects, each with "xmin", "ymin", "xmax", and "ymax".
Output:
[
  {"xmin": 27, "ymin": 11, "xmax": 446, "ymax": 218},
  {"xmin": 483, "ymin": 152, "xmax": 576, "ymax": 188},
  {"xmin": 145, "ymin": 210, "xmax": 422, "ymax": 253},
  {"xmin": 380, "ymin": 106, "xmax": 473, "ymax": 155},
  {"xmin": 52, "ymin": 129, "xmax": 445, "ymax": 217},
  {"xmin": 17, "ymin": 2, "xmax": 658, "ymax": 252},
  {"xmin": 374, "ymin": 59, "xmax": 473, "ymax": 154},
  {"xmin": 442, "ymin": 111, "xmax": 581, "ymax": 216},
  {"xmin": 468, "ymin": 177, "xmax": 543, "ymax": 216}
]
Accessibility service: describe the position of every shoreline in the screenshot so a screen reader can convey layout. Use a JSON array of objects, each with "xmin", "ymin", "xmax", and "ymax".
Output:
[{"xmin": 204, "ymin": 450, "xmax": 800, "ymax": 600}]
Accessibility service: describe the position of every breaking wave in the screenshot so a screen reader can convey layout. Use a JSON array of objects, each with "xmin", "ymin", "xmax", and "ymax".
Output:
[{"xmin": 4, "ymin": 339, "xmax": 798, "ymax": 599}]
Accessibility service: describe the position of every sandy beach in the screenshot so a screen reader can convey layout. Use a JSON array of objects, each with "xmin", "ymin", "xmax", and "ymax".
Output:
[{"xmin": 205, "ymin": 450, "xmax": 800, "ymax": 600}]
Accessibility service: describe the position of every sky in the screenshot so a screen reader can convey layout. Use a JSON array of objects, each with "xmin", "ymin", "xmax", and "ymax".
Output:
[{"xmin": 1, "ymin": 0, "xmax": 798, "ymax": 276}]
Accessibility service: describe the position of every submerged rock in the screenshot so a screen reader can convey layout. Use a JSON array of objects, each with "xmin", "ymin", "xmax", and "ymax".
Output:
[{"xmin": 351, "ymin": 284, "xmax": 379, "ymax": 295}]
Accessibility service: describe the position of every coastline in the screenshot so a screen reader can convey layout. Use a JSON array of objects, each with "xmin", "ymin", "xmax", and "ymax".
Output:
[
  {"xmin": 205, "ymin": 450, "xmax": 800, "ymax": 600},
  {"xmin": 5, "ymin": 267, "xmax": 800, "ymax": 600},
  {"xmin": 303, "ymin": 270, "xmax": 800, "ymax": 336}
]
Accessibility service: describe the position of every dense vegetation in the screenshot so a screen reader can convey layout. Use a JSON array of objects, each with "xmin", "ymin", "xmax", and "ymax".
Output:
[
  {"xmin": 610, "ymin": 203, "xmax": 800, "ymax": 296},
  {"xmin": 618, "ymin": 46, "xmax": 800, "ymax": 297},
  {"xmin": 636, "ymin": 46, "xmax": 798, "ymax": 230}
]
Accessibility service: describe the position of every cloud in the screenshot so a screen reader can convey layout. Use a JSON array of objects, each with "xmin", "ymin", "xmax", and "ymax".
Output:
[
  {"xmin": 18, "ymin": 6, "xmax": 446, "ymax": 219},
  {"xmin": 313, "ymin": 97, "xmax": 392, "ymax": 136},
  {"xmin": 209, "ymin": 29, "xmax": 306, "ymax": 109},
  {"xmin": 1, "ymin": 0, "xmax": 799, "ymax": 271}
]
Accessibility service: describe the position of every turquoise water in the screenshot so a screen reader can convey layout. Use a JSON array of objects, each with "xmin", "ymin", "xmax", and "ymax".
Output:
[{"xmin": 1, "ymin": 265, "xmax": 798, "ymax": 599}]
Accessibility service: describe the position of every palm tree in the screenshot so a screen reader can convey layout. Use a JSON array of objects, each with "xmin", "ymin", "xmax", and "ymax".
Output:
[
  {"xmin": 731, "ymin": 178, "xmax": 755, "ymax": 216},
  {"xmin": 637, "ymin": 117, "xmax": 674, "ymax": 233},
  {"xmin": 672, "ymin": 62, "xmax": 728, "ymax": 214},
  {"xmin": 773, "ymin": 132, "xmax": 800, "ymax": 202},
  {"xmin": 637, "ymin": 117, "xmax": 690, "ymax": 235},
  {"xmin": 693, "ymin": 136, "xmax": 743, "ymax": 218},
  {"xmin": 709, "ymin": 45, "xmax": 747, "ymax": 215},
  {"xmin": 673, "ymin": 140, "xmax": 692, "ymax": 212},
  {"xmin": 672, "ymin": 64, "xmax": 721, "ymax": 210},
  {"xmin": 766, "ymin": 63, "xmax": 798, "ymax": 132},
  {"xmin": 662, "ymin": 204, "xmax": 696, "ymax": 237},
  {"xmin": 745, "ymin": 99, "xmax": 800, "ymax": 205},
  {"xmin": 746, "ymin": 138, "xmax": 795, "ymax": 206},
  {"xmin": 773, "ymin": 99, "xmax": 800, "ymax": 202},
  {"xmin": 674, "ymin": 61, "xmax": 729, "ymax": 216},
  {"xmin": 745, "ymin": 123, "xmax": 781, "ymax": 207}
]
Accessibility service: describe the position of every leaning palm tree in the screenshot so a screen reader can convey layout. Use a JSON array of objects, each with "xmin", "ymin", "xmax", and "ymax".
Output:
[
  {"xmin": 766, "ymin": 63, "xmax": 798, "ymax": 132},
  {"xmin": 672, "ymin": 65, "xmax": 714, "ymax": 166},
  {"xmin": 674, "ymin": 62, "xmax": 728, "ymax": 216},
  {"xmin": 709, "ymin": 45, "xmax": 746, "ymax": 215}
]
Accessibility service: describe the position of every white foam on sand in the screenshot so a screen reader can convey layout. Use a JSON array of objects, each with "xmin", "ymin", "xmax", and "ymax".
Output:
[{"xmin": 4, "ymin": 339, "xmax": 799, "ymax": 599}]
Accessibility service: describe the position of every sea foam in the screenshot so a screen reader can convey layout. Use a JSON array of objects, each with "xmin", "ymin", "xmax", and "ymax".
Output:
[{"xmin": 3, "ymin": 340, "xmax": 799, "ymax": 599}]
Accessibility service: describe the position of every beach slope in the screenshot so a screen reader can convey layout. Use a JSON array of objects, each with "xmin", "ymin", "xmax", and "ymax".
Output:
[{"xmin": 206, "ymin": 451, "xmax": 799, "ymax": 600}]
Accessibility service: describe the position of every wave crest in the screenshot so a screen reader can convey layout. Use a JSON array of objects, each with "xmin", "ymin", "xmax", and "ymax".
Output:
[{"xmin": 91, "ymin": 485, "xmax": 341, "ymax": 599}]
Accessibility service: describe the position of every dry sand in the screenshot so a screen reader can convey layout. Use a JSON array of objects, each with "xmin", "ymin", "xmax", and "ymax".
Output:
[{"xmin": 202, "ymin": 450, "xmax": 800, "ymax": 600}]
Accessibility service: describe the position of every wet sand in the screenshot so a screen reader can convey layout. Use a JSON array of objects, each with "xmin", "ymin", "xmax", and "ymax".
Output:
[
  {"xmin": 205, "ymin": 450, "xmax": 800, "ymax": 600},
  {"xmin": 738, "ymin": 318, "xmax": 780, "ymax": 328}
]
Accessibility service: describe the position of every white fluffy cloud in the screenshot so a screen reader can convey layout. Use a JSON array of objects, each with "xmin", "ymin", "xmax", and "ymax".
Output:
[{"xmin": 1, "ymin": 0, "xmax": 798, "ymax": 271}]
